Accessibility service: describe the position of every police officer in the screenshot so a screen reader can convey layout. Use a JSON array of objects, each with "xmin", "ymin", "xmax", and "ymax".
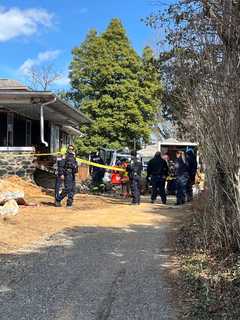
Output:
[
  {"xmin": 55, "ymin": 154, "xmax": 65, "ymax": 205},
  {"xmin": 90, "ymin": 152, "xmax": 105, "ymax": 187},
  {"xmin": 55, "ymin": 145, "xmax": 78, "ymax": 208},
  {"xmin": 175, "ymin": 151, "xmax": 189, "ymax": 205},
  {"xmin": 127, "ymin": 151, "xmax": 142, "ymax": 205},
  {"xmin": 147, "ymin": 152, "xmax": 169, "ymax": 204},
  {"xmin": 186, "ymin": 148, "xmax": 197, "ymax": 202}
]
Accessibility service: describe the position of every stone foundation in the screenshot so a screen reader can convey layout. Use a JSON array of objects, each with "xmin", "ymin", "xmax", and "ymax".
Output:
[{"xmin": 0, "ymin": 154, "xmax": 36, "ymax": 180}]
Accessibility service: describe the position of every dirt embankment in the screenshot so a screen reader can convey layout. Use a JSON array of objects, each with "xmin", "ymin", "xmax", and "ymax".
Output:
[{"xmin": 0, "ymin": 177, "xmax": 116, "ymax": 253}]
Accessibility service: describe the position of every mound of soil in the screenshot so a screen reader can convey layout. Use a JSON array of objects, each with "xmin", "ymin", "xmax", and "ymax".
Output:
[{"xmin": 0, "ymin": 176, "xmax": 47, "ymax": 202}]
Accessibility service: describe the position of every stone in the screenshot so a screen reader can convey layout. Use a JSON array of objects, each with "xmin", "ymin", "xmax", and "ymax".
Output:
[
  {"xmin": 0, "ymin": 154, "xmax": 35, "ymax": 179},
  {"xmin": 0, "ymin": 191, "xmax": 25, "ymax": 204},
  {"xmin": 0, "ymin": 161, "xmax": 9, "ymax": 166},
  {"xmin": 0, "ymin": 170, "xmax": 7, "ymax": 176},
  {"xmin": 16, "ymin": 171, "xmax": 26, "ymax": 177},
  {"xmin": 22, "ymin": 161, "xmax": 32, "ymax": 166},
  {"xmin": 0, "ymin": 199, "xmax": 19, "ymax": 216}
]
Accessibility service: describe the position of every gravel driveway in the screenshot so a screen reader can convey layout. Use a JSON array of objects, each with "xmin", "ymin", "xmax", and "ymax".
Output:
[{"xmin": 0, "ymin": 202, "xmax": 182, "ymax": 320}]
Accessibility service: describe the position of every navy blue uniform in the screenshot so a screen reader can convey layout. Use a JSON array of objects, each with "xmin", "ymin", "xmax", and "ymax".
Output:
[
  {"xmin": 55, "ymin": 157, "xmax": 65, "ymax": 202},
  {"xmin": 147, "ymin": 154, "xmax": 169, "ymax": 204},
  {"xmin": 175, "ymin": 157, "xmax": 189, "ymax": 205},
  {"xmin": 56, "ymin": 153, "xmax": 78, "ymax": 207},
  {"xmin": 186, "ymin": 150, "xmax": 197, "ymax": 201},
  {"xmin": 90, "ymin": 155, "xmax": 105, "ymax": 187},
  {"xmin": 127, "ymin": 159, "xmax": 142, "ymax": 204}
]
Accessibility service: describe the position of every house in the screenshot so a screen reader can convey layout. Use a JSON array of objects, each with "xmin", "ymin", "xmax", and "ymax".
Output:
[{"xmin": 0, "ymin": 79, "xmax": 91, "ymax": 178}]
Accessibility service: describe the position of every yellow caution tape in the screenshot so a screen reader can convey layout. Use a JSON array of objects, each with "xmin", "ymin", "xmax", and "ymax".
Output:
[
  {"xmin": 76, "ymin": 157, "xmax": 126, "ymax": 172},
  {"xmin": 166, "ymin": 176, "xmax": 175, "ymax": 181}
]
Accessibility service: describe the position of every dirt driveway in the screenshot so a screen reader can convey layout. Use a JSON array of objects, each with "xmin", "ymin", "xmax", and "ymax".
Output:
[
  {"xmin": 0, "ymin": 196, "xmax": 185, "ymax": 319},
  {"xmin": 0, "ymin": 195, "xmax": 183, "ymax": 254}
]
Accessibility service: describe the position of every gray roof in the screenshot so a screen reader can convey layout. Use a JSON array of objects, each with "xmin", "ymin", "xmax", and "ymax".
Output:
[
  {"xmin": 0, "ymin": 79, "xmax": 92, "ymax": 126},
  {"xmin": 0, "ymin": 79, "xmax": 29, "ymax": 91},
  {"xmin": 0, "ymin": 90, "xmax": 91, "ymax": 125},
  {"xmin": 160, "ymin": 138, "xmax": 198, "ymax": 146}
]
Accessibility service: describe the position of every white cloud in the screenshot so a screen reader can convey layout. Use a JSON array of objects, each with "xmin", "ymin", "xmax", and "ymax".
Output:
[
  {"xmin": 54, "ymin": 76, "xmax": 70, "ymax": 86},
  {"xmin": 19, "ymin": 50, "xmax": 61, "ymax": 75},
  {"xmin": 0, "ymin": 7, "xmax": 53, "ymax": 42}
]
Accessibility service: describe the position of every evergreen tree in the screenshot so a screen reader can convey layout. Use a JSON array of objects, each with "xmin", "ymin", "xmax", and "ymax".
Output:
[
  {"xmin": 69, "ymin": 19, "xmax": 162, "ymax": 154},
  {"xmin": 140, "ymin": 46, "xmax": 163, "ymax": 136}
]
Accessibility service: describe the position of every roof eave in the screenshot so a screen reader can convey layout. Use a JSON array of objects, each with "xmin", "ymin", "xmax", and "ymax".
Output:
[
  {"xmin": 56, "ymin": 97, "xmax": 92, "ymax": 124},
  {"xmin": 0, "ymin": 91, "xmax": 92, "ymax": 124}
]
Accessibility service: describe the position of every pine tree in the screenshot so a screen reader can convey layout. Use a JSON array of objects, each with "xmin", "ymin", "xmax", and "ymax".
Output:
[
  {"xmin": 69, "ymin": 19, "xmax": 162, "ymax": 154},
  {"xmin": 140, "ymin": 46, "xmax": 163, "ymax": 135}
]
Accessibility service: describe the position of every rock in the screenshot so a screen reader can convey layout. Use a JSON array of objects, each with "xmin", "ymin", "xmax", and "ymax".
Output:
[
  {"xmin": 0, "ymin": 199, "xmax": 19, "ymax": 216},
  {"xmin": 0, "ymin": 170, "xmax": 8, "ymax": 176},
  {"xmin": 0, "ymin": 191, "xmax": 25, "ymax": 205},
  {"xmin": 16, "ymin": 171, "xmax": 26, "ymax": 177}
]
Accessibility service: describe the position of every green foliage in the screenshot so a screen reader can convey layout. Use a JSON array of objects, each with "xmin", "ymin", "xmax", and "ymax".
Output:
[{"xmin": 69, "ymin": 19, "xmax": 162, "ymax": 155}]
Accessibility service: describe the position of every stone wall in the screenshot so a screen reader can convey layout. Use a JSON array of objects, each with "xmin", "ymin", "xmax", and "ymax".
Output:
[{"xmin": 0, "ymin": 154, "xmax": 36, "ymax": 180}]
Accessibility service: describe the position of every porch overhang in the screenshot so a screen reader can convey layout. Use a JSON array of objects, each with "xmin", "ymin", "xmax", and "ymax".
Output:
[
  {"xmin": 62, "ymin": 125, "xmax": 83, "ymax": 136},
  {"xmin": 0, "ymin": 91, "xmax": 92, "ymax": 127}
]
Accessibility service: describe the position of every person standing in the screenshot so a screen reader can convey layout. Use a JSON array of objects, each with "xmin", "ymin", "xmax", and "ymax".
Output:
[
  {"xmin": 186, "ymin": 148, "xmax": 198, "ymax": 202},
  {"xmin": 120, "ymin": 159, "xmax": 130, "ymax": 198},
  {"xmin": 90, "ymin": 152, "xmax": 106, "ymax": 187},
  {"xmin": 147, "ymin": 152, "xmax": 169, "ymax": 204},
  {"xmin": 55, "ymin": 145, "xmax": 78, "ymax": 208},
  {"xmin": 175, "ymin": 151, "xmax": 189, "ymax": 205},
  {"xmin": 55, "ymin": 154, "xmax": 65, "ymax": 206},
  {"xmin": 127, "ymin": 152, "xmax": 142, "ymax": 205}
]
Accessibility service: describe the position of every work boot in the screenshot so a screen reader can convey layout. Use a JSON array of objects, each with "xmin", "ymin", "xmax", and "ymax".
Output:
[
  {"xmin": 175, "ymin": 201, "xmax": 183, "ymax": 206},
  {"xmin": 66, "ymin": 201, "xmax": 73, "ymax": 208},
  {"xmin": 175, "ymin": 203, "xmax": 181, "ymax": 206},
  {"xmin": 55, "ymin": 201, "xmax": 61, "ymax": 207}
]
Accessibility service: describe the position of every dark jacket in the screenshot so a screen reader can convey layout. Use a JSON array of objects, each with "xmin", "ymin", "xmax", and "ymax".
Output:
[
  {"xmin": 175, "ymin": 157, "xmax": 189, "ymax": 177},
  {"xmin": 56, "ymin": 158, "xmax": 65, "ymax": 176},
  {"xmin": 147, "ymin": 156, "xmax": 169, "ymax": 178},
  {"xmin": 127, "ymin": 159, "xmax": 142, "ymax": 180},
  {"xmin": 90, "ymin": 155, "xmax": 105, "ymax": 174},
  {"xmin": 64, "ymin": 153, "xmax": 78, "ymax": 176},
  {"xmin": 186, "ymin": 152, "xmax": 197, "ymax": 178}
]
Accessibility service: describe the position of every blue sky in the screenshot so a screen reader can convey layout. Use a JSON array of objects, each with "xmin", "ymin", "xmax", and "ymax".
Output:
[{"xmin": 0, "ymin": 0, "xmax": 172, "ymax": 90}]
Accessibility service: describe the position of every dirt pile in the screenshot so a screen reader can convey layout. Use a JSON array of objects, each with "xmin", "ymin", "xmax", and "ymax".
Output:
[{"xmin": 0, "ymin": 176, "xmax": 47, "ymax": 202}]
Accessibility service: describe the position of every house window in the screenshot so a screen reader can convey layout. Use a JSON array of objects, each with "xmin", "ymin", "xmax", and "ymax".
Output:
[
  {"xmin": 0, "ymin": 112, "xmax": 7, "ymax": 146},
  {"xmin": 50, "ymin": 125, "xmax": 60, "ymax": 153},
  {"xmin": 60, "ymin": 132, "xmax": 72, "ymax": 149},
  {"xmin": 26, "ymin": 120, "xmax": 32, "ymax": 146},
  {"xmin": 7, "ymin": 113, "xmax": 14, "ymax": 146}
]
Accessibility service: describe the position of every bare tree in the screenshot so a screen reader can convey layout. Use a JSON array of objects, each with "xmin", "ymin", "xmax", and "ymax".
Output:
[
  {"xmin": 25, "ymin": 64, "xmax": 62, "ymax": 91},
  {"xmin": 150, "ymin": 0, "xmax": 240, "ymax": 252}
]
